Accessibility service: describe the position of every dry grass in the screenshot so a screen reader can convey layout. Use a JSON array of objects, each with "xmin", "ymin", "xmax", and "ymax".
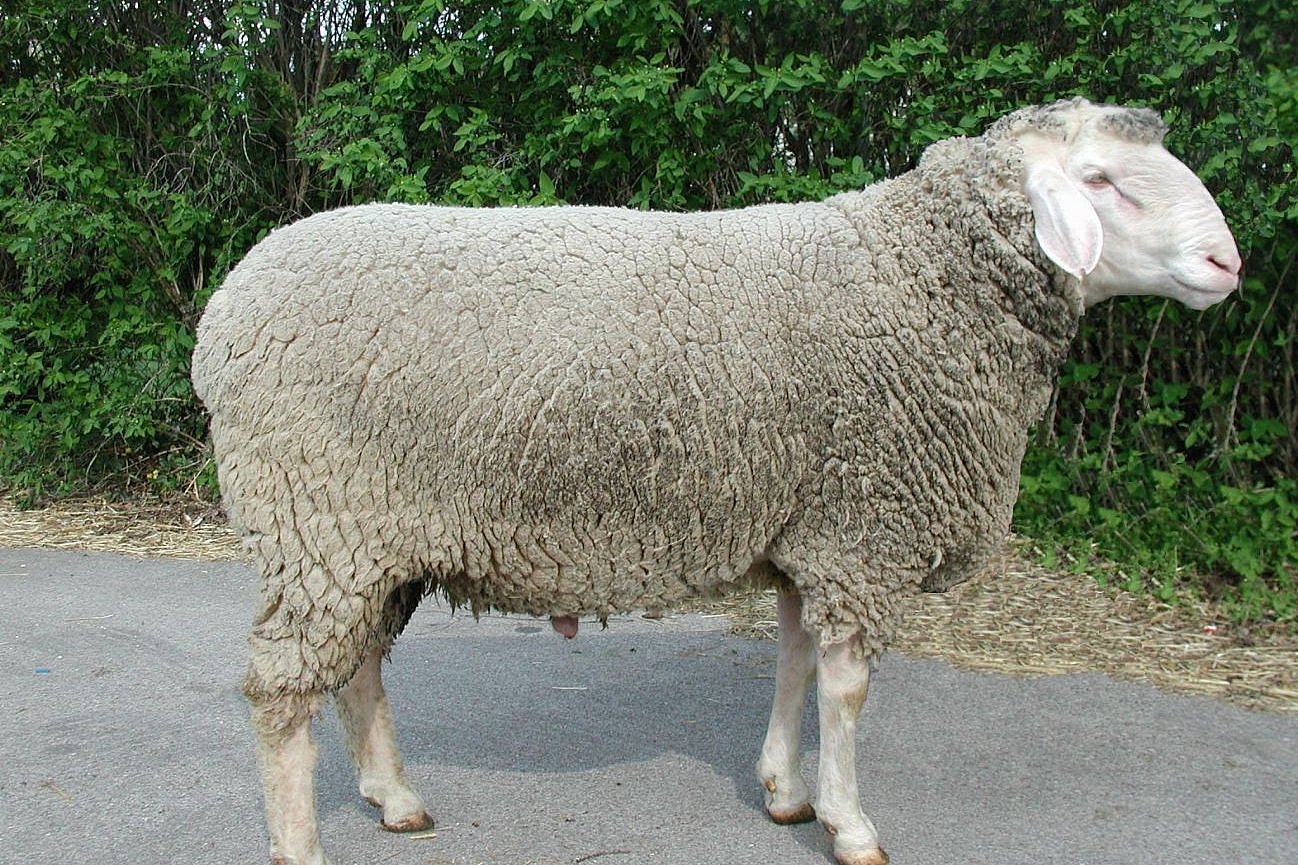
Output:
[
  {"xmin": 0, "ymin": 495, "xmax": 242, "ymax": 561},
  {"xmin": 2, "ymin": 496, "xmax": 1294, "ymax": 713},
  {"xmin": 701, "ymin": 545, "xmax": 1297, "ymax": 714}
]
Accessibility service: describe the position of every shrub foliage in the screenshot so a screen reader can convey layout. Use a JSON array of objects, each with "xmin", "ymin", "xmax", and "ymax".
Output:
[{"xmin": 1, "ymin": 1, "xmax": 1294, "ymax": 619}]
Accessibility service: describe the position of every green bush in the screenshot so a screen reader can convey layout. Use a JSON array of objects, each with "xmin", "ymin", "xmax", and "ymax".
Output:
[{"xmin": 1, "ymin": 1, "xmax": 1294, "ymax": 621}]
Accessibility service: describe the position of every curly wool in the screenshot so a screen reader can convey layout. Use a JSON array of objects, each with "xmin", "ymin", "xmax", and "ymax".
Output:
[{"xmin": 193, "ymin": 104, "xmax": 1087, "ymax": 696}]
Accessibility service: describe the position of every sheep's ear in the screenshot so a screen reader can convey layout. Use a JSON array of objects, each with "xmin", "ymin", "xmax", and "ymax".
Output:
[{"xmin": 1023, "ymin": 163, "xmax": 1102, "ymax": 279}]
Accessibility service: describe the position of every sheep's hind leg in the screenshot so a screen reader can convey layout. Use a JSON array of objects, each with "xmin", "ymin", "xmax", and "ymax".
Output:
[
  {"xmin": 250, "ymin": 691, "xmax": 329, "ymax": 865},
  {"xmin": 814, "ymin": 635, "xmax": 888, "ymax": 865},
  {"xmin": 757, "ymin": 589, "xmax": 817, "ymax": 824},
  {"xmin": 335, "ymin": 646, "xmax": 433, "ymax": 832}
]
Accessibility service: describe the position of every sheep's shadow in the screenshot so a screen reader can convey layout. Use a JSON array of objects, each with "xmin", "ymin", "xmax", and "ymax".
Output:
[
  {"xmin": 394, "ymin": 610, "xmax": 782, "ymax": 775},
  {"xmin": 308, "ymin": 599, "xmax": 841, "ymax": 858},
  {"xmin": 304, "ymin": 596, "xmax": 1298, "ymax": 865}
]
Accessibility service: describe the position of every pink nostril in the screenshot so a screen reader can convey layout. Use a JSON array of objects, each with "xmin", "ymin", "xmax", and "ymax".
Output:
[{"xmin": 1208, "ymin": 252, "xmax": 1242, "ymax": 277}]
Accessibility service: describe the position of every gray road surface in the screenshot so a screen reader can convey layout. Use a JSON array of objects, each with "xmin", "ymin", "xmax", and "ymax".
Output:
[{"xmin": 1, "ymin": 548, "xmax": 1295, "ymax": 865}]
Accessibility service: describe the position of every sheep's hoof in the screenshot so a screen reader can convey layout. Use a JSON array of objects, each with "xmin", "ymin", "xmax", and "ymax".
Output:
[
  {"xmin": 833, "ymin": 846, "xmax": 889, "ymax": 865},
  {"xmin": 767, "ymin": 801, "xmax": 817, "ymax": 825},
  {"xmin": 381, "ymin": 810, "xmax": 435, "ymax": 833},
  {"xmin": 270, "ymin": 854, "xmax": 330, "ymax": 865}
]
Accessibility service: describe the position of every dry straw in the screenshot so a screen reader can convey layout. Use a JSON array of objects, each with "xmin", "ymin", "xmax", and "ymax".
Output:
[{"xmin": 2, "ymin": 497, "xmax": 1293, "ymax": 713}]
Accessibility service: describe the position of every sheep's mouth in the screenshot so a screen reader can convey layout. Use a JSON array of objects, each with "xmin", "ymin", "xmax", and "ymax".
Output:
[{"xmin": 1172, "ymin": 276, "xmax": 1236, "ymax": 310}]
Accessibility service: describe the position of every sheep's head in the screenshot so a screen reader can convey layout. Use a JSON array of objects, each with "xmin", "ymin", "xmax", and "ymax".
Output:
[{"xmin": 999, "ymin": 97, "xmax": 1241, "ymax": 310}]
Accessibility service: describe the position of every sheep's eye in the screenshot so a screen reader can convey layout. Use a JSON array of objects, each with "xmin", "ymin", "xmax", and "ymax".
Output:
[{"xmin": 1083, "ymin": 172, "xmax": 1111, "ymax": 187}]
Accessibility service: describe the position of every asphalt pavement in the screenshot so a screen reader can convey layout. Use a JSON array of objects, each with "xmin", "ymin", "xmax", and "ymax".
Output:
[{"xmin": 1, "ymin": 547, "xmax": 1295, "ymax": 865}]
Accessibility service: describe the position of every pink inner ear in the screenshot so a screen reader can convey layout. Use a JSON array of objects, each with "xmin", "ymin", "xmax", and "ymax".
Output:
[{"xmin": 1024, "ymin": 164, "xmax": 1103, "ymax": 279}]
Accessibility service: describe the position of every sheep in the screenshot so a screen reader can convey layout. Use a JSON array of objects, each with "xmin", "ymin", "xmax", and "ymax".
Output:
[{"xmin": 191, "ymin": 97, "xmax": 1242, "ymax": 865}]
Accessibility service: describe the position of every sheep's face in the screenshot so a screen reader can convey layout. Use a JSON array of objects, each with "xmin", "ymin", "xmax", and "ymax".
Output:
[{"xmin": 1017, "ymin": 105, "xmax": 1242, "ymax": 311}]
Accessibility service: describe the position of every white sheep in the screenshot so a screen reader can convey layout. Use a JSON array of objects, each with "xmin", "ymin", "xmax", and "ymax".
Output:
[{"xmin": 191, "ymin": 97, "xmax": 1241, "ymax": 865}]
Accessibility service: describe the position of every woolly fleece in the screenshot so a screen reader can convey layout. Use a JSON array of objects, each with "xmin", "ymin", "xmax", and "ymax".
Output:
[{"xmin": 193, "ymin": 103, "xmax": 1089, "ymax": 699}]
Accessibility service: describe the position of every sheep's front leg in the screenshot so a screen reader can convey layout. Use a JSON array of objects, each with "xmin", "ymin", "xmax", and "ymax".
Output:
[
  {"xmin": 335, "ymin": 647, "xmax": 433, "ymax": 832},
  {"xmin": 250, "ymin": 693, "xmax": 329, "ymax": 865},
  {"xmin": 815, "ymin": 636, "xmax": 888, "ymax": 865},
  {"xmin": 757, "ymin": 589, "xmax": 817, "ymax": 823}
]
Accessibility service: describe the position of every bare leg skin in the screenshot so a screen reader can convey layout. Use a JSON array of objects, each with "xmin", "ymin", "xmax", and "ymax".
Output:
[
  {"xmin": 757, "ymin": 589, "xmax": 818, "ymax": 824},
  {"xmin": 251, "ymin": 693, "xmax": 329, "ymax": 865},
  {"xmin": 815, "ymin": 636, "xmax": 888, "ymax": 865},
  {"xmin": 334, "ymin": 647, "xmax": 433, "ymax": 832}
]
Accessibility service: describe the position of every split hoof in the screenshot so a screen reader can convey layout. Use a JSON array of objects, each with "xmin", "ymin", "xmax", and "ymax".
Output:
[
  {"xmin": 270, "ymin": 853, "xmax": 330, "ymax": 865},
  {"xmin": 834, "ymin": 846, "xmax": 889, "ymax": 865},
  {"xmin": 767, "ymin": 801, "xmax": 817, "ymax": 825},
  {"xmin": 819, "ymin": 817, "xmax": 888, "ymax": 865},
  {"xmin": 381, "ymin": 810, "xmax": 435, "ymax": 833}
]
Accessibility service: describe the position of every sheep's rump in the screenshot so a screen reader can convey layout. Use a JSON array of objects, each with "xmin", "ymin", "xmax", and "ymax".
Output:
[{"xmin": 194, "ymin": 203, "xmax": 855, "ymax": 620}]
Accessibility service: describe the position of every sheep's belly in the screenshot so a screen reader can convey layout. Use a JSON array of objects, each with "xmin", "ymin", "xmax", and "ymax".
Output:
[{"xmin": 430, "ymin": 515, "xmax": 767, "ymax": 620}]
